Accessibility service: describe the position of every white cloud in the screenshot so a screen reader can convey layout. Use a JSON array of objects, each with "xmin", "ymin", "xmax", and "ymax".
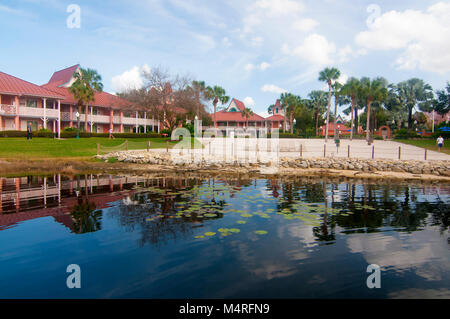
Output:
[
  {"xmin": 261, "ymin": 84, "xmax": 287, "ymax": 94},
  {"xmin": 193, "ymin": 34, "xmax": 216, "ymax": 51},
  {"xmin": 355, "ymin": 2, "xmax": 450, "ymax": 73},
  {"xmin": 243, "ymin": 97, "xmax": 255, "ymax": 106},
  {"xmin": 250, "ymin": 36, "xmax": 264, "ymax": 47},
  {"xmin": 259, "ymin": 62, "xmax": 270, "ymax": 71},
  {"xmin": 253, "ymin": 0, "xmax": 304, "ymax": 17},
  {"xmin": 288, "ymin": 33, "xmax": 336, "ymax": 66},
  {"xmin": 244, "ymin": 63, "xmax": 255, "ymax": 71},
  {"xmin": 292, "ymin": 18, "xmax": 319, "ymax": 32},
  {"xmin": 337, "ymin": 45, "xmax": 367, "ymax": 63},
  {"xmin": 222, "ymin": 37, "xmax": 232, "ymax": 47},
  {"xmin": 111, "ymin": 65, "xmax": 148, "ymax": 93}
]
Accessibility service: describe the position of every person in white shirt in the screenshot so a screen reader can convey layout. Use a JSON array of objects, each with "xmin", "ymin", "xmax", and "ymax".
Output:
[{"xmin": 436, "ymin": 135, "xmax": 444, "ymax": 152}]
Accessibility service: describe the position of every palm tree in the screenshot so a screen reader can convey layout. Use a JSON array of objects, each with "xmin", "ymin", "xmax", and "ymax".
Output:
[
  {"xmin": 395, "ymin": 78, "xmax": 434, "ymax": 130},
  {"xmin": 69, "ymin": 68, "xmax": 103, "ymax": 132},
  {"xmin": 319, "ymin": 67, "xmax": 341, "ymax": 142},
  {"xmin": 332, "ymin": 81, "xmax": 343, "ymax": 139},
  {"xmin": 191, "ymin": 80, "xmax": 206, "ymax": 118},
  {"xmin": 205, "ymin": 85, "xmax": 230, "ymax": 132},
  {"xmin": 279, "ymin": 92, "xmax": 290, "ymax": 132},
  {"xmin": 360, "ymin": 77, "xmax": 388, "ymax": 142},
  {"xmin": 286, "ymin": 94, "xmax": 303, "ymax": 134},
  {"xmin": 308, "ymin": 90, "xmax": 328, "ymax": 136},
  {"xmin": 241, "ymin": 107, "xmax": 254, "ymax": 130},
  {"xmin": 341, "ymin": 77, "xmax": 361, "ymax": 140}
]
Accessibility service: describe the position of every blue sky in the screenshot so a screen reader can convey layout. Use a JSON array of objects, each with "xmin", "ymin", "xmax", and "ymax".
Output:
[{"xmin": 1, "ymin": 0, "xmax": 449, "ymax": 116}]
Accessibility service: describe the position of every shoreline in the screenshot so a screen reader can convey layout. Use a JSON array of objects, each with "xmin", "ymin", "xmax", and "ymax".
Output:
[{"xmin": 1, "ymin": 158, "xmax": 449, "ymax": 183}]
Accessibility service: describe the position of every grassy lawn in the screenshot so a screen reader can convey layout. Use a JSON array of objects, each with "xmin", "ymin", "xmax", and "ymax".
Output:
[
  {"xmin": 396, "ymin": 139, "xmax": 450, "ymax": 155},
  {"xmin": 0, "ymin": 137, "xmax": 202, "ymax": 160}
]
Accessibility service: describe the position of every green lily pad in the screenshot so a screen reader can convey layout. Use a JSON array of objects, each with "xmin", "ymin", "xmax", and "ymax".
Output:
[
  {"xmin": 204, "ymin": 232, "xmax": 216, "ymax": 236},
  {"xmin": 254, "ymin": 230, "xmax": 268, "ymax": 235},
  {"xmin": 237, "ymin": 220, "xmax": 247, "ymax": 224},
  {"xmin": 194, "ymin": 235, "xmax": 205, "ymax": 239},
  {"xmin": 241, "ymin": 213, "xmax": 253, "ymax": 218},
  {"xmin": 229, "ymin": 228, "xmax": 240, "ymax": 233}
]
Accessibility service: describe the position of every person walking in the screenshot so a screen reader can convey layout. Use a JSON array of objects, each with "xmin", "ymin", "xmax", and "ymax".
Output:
[
  {"xmin": 109, "ymin": 128, "xmax": 115, "ymax": 139},
  {"xmin": 436, "ymin": 135, "xmax": 444, "ymax": 152},
  {"xmin": 27, "ymin": 124, "xmax": 33, "ymax": 141}
]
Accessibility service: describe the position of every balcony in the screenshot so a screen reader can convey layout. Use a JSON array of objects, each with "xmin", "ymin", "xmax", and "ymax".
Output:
[
  {"xmin": 0, "ymin": 105, "xmax": 59, "ymax": 119},
  {"xmin": 0, "ymin": 104, "xmax": 16, "ymax": 116}
]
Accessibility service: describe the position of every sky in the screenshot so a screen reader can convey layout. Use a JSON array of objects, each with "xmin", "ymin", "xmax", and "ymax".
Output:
[{"xmin": 1, "ymin": 0, "xmax": 449, "ymax": 117}]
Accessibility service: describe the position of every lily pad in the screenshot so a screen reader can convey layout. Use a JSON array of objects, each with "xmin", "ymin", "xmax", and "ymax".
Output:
[
  {"xmin": 237, "ymin": 220, "xmax": 247, "ymax": 224},
  {"xmin": 254, "ymin": 230, "xmax": 268, "ymax": 235},
  {"xmin": 204, "ymin": 232, "xmax": 216, "ymax": 236}
]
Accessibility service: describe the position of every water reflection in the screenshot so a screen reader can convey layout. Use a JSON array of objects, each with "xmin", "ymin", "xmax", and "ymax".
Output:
[{"xmin": 0, "ymin": 174, "xmax": 448, "ymax": 298}]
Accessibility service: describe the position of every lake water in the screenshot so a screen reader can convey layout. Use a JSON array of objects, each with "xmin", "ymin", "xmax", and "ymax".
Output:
[{"xmin": 0, "ymin": 174, "xmax": 449, "ymax": 299}]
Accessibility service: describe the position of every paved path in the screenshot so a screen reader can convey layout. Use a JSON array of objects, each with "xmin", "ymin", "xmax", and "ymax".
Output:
[{"xmin": 193, "ymin": 138, "xmax": 450, "ymax": 162}]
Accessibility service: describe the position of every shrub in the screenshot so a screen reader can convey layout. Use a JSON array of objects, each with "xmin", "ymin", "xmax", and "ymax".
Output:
[
  {"xmin": 0, "ymin": 130, "xmax": 27, "ymax": 138},
  {"xmin": 394, "ymin": 128, "xmax": 422, "ymax": 139}
]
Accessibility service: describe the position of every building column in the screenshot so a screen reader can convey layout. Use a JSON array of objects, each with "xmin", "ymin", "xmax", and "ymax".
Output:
[
  {"xmin": 144, "ymin": 112, "xmax": 147, "ymax": 133},
  {"xmin": 90, "ymin": 106, "xmax": 93, "ymax": 133},
  {"xmin": 43, "ymin": 98, "xmax": 47, "ymax": 129},
  {"xmin": 0, "ymin": 94, "xmax": 2, "ymax": 132},
  {"xmin": 120, "ymin": 111, "xmax": 124, "ymax": 133},
  {"xmin": 69, "ymin": 105, "xmax": 73, "ymax": 128},
  {"xmin": 135, "ymin": 111, "xmax": 138, "ymax": 133},
  {"xmin": 109, "ymin": 109, "xmax": 114, "ymax": 132},
  {"xmin": 58, "ymin": 100, "xmax": 61, "ymax": 139},
  {"xmin": 14, "ymin": 96, "xmax": 20, "ymax": 130}
]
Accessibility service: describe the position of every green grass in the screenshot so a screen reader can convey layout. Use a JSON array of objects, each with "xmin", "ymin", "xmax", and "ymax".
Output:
[
  {"xmin": 0, "ymin": 137, "xmax": 202, "ymax": 160},
  {"xmin": 397, "ymin": 139, "xmax": 450, "ymax": 155}
]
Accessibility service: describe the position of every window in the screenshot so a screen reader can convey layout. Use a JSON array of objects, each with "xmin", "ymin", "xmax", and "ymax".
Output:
[
  {"xmin": 276, "ymin": 108, "xmax": 278, "ymax": 114},
  {"xmin": 26, "ymin": 100, "xmax": 37, "ymax": 108}
]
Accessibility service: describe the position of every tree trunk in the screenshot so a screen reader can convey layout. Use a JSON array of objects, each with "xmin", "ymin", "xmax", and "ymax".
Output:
[
  {"xmin": 334, "ymin": 93, "xmax": 338, "ymax": 139},
  {"xmin": 366, "ymin": 99, "xmax": 372, "ymax": 141},
  {"xmin": 213, "ymin": 101, "xmax": 217, "ymax": 132},
  {"xmin": 290, "ymin": 111, "xmax": 294, "ymax": 134},
  {"xmin": 354, "ymin": 107, "xmax": 359, "ymax": 135},
  {"xmin": 408, "ymin": 106, "xmax": 413, "ymax": 130},
  {"xmin": 350, "ymin": 96, "xmax": 355, "ymax": 141},
  {"xmin": 315, "ymin": 109, "xmax": 319, "ymax": 136},
  {"xmin": 325, "ymin": 82, "xmax": 332, "ymax": 142}
]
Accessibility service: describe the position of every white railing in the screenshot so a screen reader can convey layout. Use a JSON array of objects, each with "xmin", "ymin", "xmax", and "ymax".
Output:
[
  {"xmin": 0, "ymin": 104, "xmax": 17, "ymax": 115},
  {"xmin": 89, "ymin": 114, "xmax": 110, "ymax": 124},
  {"xmin": 17, "ymin": 107, "xmax": 59, "ymax": 119}
]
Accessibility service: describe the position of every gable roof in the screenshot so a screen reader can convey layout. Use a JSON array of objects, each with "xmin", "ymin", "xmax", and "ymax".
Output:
[
  {"xmin": 47, "ymin": 64, "xmax": 80, "ymax": 85},
  {"xmin": 215, "ymin": 109, "xmax": 265, "ymax": 122},
  {"xmin": 0, "ymin": 71, "xmax": 65, "ymax": 99},
  {"xmin": 230, "ymin": 98, "xmax": 246, "ymax": 111}
]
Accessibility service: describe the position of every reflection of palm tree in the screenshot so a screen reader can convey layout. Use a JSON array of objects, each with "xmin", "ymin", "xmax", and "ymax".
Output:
[{"xmin": 70, "ymin": 197, "xmax": 102, "ymax": 234}]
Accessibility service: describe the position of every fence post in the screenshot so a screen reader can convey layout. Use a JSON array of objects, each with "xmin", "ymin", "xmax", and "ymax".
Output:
[
  {"xmin": 125, "ymin": 140, "xmax": 128, "ymax": 151},
  {"xmin": 166, "ymin": 140, "xmax": 169, "ymax": 153},
  {"xmin": 147, "ymin": 141, "xmax": 150, "ymax": 152},
  {"xmin": 424, "ymin": 149, "xmax": 427, "ymax": 161},
  {"xmin": 398, "ymin": 146, "xmax": 401, "ymax": 160},
  {"xmin": 300, "ymin": 144, "xmax": 303, "ymax": 159},
  {"xmin": 97, "ymin": 143, "xmax": 99, "ymax": 156},
  {"xmin": 323, "ymin": 144, "xmax": 326, "ymax": 158},
  {"xmin": 348, "ymin": 145, "xmax": 350, "ymax": 158},
  {"xmin": 372, "ymin": 145, "xmax": 375, "ymax": 159}
]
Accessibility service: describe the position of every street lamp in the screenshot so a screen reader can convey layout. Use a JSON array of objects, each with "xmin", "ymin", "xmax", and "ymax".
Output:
[{"xmin": 76, "ymin": 112, "xmax": 80, "ymax": 139}]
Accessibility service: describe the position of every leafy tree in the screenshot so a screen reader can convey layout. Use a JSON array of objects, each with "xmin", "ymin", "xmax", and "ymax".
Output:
[
  {"xmin": 434, "ymin": 82, "xmax": 450, "ymax": 116},
  {"xmin": 69, "ymin": 68, "xmax": 104, "ymax": 132},
  {"xmin": 319, "ymin": 67, "xmax": 341, "ymax": 142},
  {"xmin": 307, "ymin": 90, "xmax": 328, "ymax": 136}
]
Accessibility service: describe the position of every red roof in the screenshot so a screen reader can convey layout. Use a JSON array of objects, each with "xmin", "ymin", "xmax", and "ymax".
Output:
[
  {"xmin": 0, "ymin": 71, "xmax": 65, "ymax": 99},
  {"xmin": 231, "ymin": 98, "xmax": 246, "ymax": 111},
  {"xmin": 215, "ymin": 110, "xmax": 265, "ymax": 122},
  {"xmin": 48, "ymin": 64, "xmax": 80, "ymax": 85},
  {"xmin": 265, "ymin": 114, "xmax": 286, "ymax": 121},
  {"xmin": 42, "ymin": 83, "xmax": 137, "ymax": 110}
]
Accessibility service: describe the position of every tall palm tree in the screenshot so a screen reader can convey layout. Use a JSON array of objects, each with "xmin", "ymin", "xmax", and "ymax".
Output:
[
  {"xmin": 69, "ymin": 68, "xmax": 103, "ymax": 132},
  {"xmin": 332, "ymin": 81, "xmax": 343, "ymax": 139},
  {"xmin": 241, "ymin": 107, "xmax": 254, "ymax": 130},
  {"xmin": 308, "ymin": 90, "xmax": 328, "ymax": 136},
  {"xmin": 341, "ymin": 77, "xmax": 361, "ymax": 140},
  {"xmin": 286, "ymin": 94, "xmax": 303, "ymax": 134},
  {"xmin": 279, "ymin": 92, "xmax": 290, "ymax": 132},
  {"xmin": 319, "ymin": 67, "xmax": 340, "ymax": 142},
  {"xmin": 205, "ymin": 85, "xmax": 230, "ymax": 132},
  {"xmin": 191, "ymin": 80, "xmax": 206, "ymax": 118},
  {"xmin": 360, "ymin": 77, "xmax": 388, "ymax": 142}
]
